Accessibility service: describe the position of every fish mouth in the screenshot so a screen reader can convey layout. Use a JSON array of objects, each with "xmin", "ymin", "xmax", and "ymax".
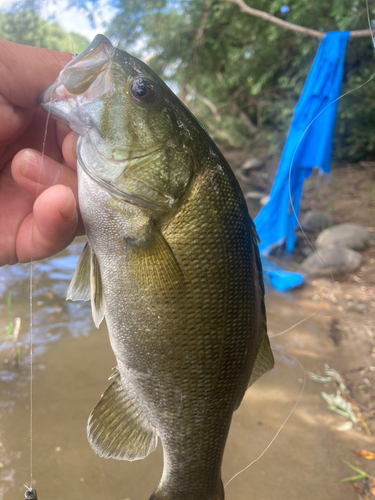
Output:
[{"xmin": 38, "ymin": 34, "xmax": 114, "ymax": 113}]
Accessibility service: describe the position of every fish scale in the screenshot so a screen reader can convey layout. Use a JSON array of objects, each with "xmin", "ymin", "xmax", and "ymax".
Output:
[{"xmin": 39, "ymin": 34, "xmax": 274, "ymax": 500}]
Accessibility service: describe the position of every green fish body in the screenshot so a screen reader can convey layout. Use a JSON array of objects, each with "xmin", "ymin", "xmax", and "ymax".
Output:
[{"xmin": 39, "ymin": 35, "xmax": 274, "ymax": 500}]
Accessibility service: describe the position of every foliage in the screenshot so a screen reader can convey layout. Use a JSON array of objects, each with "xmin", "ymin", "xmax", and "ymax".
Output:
[
  {"xmin": 104, "ymin": 0, "xmax": 375, "ymax": 160},
  {"xmin": 0, "ymin": 9, "xmax": 89, "ymax": 52}
]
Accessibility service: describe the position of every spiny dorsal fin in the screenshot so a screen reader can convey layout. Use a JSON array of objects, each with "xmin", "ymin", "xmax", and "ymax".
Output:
[
  {"xmin": 90, "ymin": 250, "xmax": 105, "ymax": 328},
  {"xmin": 67, "ymin": 241, "xmax": 105, "ymax": 328},
  {"xmin": 127, "ymin": 221, "xmax": 184, "ymax": 291},
  {"xmin": 247, "ymin": 329, "xmax": 274, "ymax": 388},
  {"xmin": 67, "ymin": 242, "xmax": 91, "ymax": 301},
  {"xmin": 87, "ymin": 367, "xmax": 158, "ymax": 461}
]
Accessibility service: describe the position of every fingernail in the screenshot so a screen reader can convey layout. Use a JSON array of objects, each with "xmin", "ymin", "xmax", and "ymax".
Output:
[
  {"xmin": 59, "ymin": 187, "xmax": 76, "ymax": 221},
  {"xmin": 20, "ymin": 150, "xmax": 60, "ymax": 186}
]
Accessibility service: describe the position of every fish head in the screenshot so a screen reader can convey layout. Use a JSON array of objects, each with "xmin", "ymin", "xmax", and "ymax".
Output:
[{"xmin": 39, "ymin": 34, "xmax": 198, "ymax": 212}]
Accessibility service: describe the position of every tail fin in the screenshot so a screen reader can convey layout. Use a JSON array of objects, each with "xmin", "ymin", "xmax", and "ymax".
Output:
[{"xmin": 149, "ymin": 479, "xmax": 224, "ymax": 500}]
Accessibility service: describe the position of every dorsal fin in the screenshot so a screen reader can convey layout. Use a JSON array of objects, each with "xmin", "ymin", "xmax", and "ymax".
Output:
[{"xmin": 247, "ymin": 329, "xmax": 274, "ymax": 388}]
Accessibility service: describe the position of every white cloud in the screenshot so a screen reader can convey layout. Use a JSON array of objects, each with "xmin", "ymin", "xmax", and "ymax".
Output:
[{"xmin": 0, "ymin": 0, "xmax": 118, "ymax": 41}]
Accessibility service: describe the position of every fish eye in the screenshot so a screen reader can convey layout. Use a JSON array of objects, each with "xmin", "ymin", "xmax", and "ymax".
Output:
[{"xmin": 129, "ymin": 78, "xmax": 156, "ymax": 104}]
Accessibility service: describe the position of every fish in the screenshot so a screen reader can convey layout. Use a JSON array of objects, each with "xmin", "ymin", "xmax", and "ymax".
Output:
[{"xmin": 39, "ymin": 34, "xmax": 274, "ymax": 500}]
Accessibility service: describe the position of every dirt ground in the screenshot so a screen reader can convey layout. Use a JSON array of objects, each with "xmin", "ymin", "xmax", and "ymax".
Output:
[{"xmin": 225, "ymin": 146, "xmax": 375, "ymax": 497}]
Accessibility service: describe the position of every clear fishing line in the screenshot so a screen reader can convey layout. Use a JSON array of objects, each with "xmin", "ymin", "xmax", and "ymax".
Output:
[
  {"xmin": 25, "ymin": 22, "xmax": 77, "ymax": 495},
  {"xmin": 224, "ymin": 347, "xmax": 307, "ymax": 490},
  {"xmin": 227, "ymin": 0, "xmax": 375, "ymax": 489},
  {"xmin": 25, "ymin": 100, "xmax": 52, "ymax": 497},
  {"xmin": 270, "ymin": 3, "xmax": 375, "ymax": 340}
]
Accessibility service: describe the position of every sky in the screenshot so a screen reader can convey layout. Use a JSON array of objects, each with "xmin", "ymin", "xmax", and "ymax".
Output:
[{"xmin": 0, "ymin": 0, "xmax": 118, "ymax": 41}]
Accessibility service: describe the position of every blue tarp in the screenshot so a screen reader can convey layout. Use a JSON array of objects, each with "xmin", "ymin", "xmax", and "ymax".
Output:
[{"xmin": 255, "ymin": 31, "xmax": 350, "ymax": 290}]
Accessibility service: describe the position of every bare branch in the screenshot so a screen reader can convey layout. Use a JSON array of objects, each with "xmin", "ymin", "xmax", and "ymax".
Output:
[
  {"xmin": 225, "ymin": 0, "xmax": 324, "ymax": 38},
  {"xmin": 350, "ymin": 29, "xmax": 375, "ymax": 38},
  {"xmin": 239, "ymin": 110, "xmax": 257, "ymax": 135},
  {"xmin": 225, "ymin": 0, "xmax": 375, "ymax": 39},
  {"xmin": 186, "ymin": 84, "xmax": 222, "ymax": 122}
]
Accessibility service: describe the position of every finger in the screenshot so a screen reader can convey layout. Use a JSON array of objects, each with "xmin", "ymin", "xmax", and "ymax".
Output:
[
  {"xmin": 62, "ymin": 131, "xmax": 78, "ymax": 170},
  {"xmin": 16, "ymin": 185, "xmax": 78, "ymax": 262},
  {"xmin": 12, "ymin": 148, "xmax": 78, "ymax": 200},
  {"xmin": 56, "ymin": 121, "xmax": 74, "ymax": 152},
  {"xmin": 0, "ymin": 97, "xmax": 34, "ymax": 148},
  {"xmin": 1, "ymin": 108, "xmax": 60, "ymax": 159},
  {"xmin": 0, "ymin": 40, "xmax": 73, "ymax": 109}
]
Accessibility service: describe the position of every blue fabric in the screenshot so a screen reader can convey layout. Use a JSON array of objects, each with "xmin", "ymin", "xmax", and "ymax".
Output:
[
  {"xmin": 255, "ymin": 31, "xmax": 350, "ymax": 254},
  {"xmin": 261, "ymin": 257, "xmax": 305, "ymax": 291},
  {"xmin": 254, "ymin": 31, "xmax": 350, "ymax": 290}
]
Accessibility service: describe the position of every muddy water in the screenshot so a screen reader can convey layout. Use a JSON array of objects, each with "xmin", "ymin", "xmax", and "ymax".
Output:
[{"xmin": 0, "ymin": 239, "xmax": 372, "ymax": 500}]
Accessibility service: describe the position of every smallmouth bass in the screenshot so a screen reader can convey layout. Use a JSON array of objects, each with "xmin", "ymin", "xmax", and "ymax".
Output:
[{"xmin": 39, "ymin": 34, "xmax": 274, "ymax": 500}]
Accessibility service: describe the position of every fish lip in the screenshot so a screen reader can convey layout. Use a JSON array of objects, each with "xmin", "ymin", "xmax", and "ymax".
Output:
[{"xmin": 38, "ymin": 34, "xmax": 114, "ymax": 109}]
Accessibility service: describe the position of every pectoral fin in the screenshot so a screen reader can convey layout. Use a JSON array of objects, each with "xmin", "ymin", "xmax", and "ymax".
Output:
[
  {"xmin": 127, "ymin": 221, "xmax": 184, "ymax": 291},
  {"xmin": 87, "ymin": 368, "xmax": 158, "ymax": 461},
  {"xmin": 247, "ymin": 328, "xmax": 274, "ymax": 388},
  {"xmin": 67, "ymin": 241, "xmax": 105, "ymax": 327},
  {"xmin": 90, "ymin": 250, "xmax": 105, "ymax": 327},
  {"xmin": 67, "ymin": 242, "xmax": 91, "ymax": 301}
]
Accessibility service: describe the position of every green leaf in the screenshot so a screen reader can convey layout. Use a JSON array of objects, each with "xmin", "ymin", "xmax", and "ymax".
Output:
[
  {"xmin": 342, "ymin": 460, "xmax": 368, "ymax": 476},
  {"xmin": 341, "ymin": 473, "xmax": 367, "ymax": 483}
]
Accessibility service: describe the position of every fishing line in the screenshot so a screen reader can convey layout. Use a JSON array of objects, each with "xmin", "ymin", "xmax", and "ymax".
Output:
[
  {"xmin": 24, "ymin": 23, "xmax": 77, "ymax": 496},
  {"xmin": 224, "ymin": 347, "xmax": 307, "ymax": 490},
  {"xmin": 24, "ymin": 100, "xmax": 52, "ymax": 500},
  {"xmin": 270, "ymin": 2, "xmax": 375, "ymax": 340},
  {"xmin": 228, "ymin": 2, "xmax": 375, "ymax": 491}
]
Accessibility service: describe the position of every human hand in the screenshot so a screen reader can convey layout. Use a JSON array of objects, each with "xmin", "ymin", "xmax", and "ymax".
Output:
[{"xmin": 0, "ymin": 39, "xmax": 84, "ymax": 266}]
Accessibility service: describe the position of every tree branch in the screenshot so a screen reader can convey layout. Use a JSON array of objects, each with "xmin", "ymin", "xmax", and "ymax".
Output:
[
  {"xmin": 225, "ymin": 0, "xmax": 375, "ymax": 39},
  {"xmin": 186, "ymin": 84, "xmax": 222, "ymax": 122}
]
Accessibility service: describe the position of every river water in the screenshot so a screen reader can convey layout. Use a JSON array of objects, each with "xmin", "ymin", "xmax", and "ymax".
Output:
[{"xmin": 0, "ymin": 237, "xmax": 372, "ymax": 500}]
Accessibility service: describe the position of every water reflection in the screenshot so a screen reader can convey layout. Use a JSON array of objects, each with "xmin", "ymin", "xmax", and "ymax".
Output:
[{"xmin": 0, "ymin": 238, "xmax": 372, "ymax": 500}]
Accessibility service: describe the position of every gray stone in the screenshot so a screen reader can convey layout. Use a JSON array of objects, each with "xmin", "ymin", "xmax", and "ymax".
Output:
[
  {"xmin": 301, "ymin": 211, "xmax": 336, "ymax": 232},
  {"xmin": 301, "ymin": 244, "xmax": 362, "ymax": 278},
  {"xmin": 316, "ymin": 223, "xmax": 372, "ymax": 251},
  {"xmin": 244, "ymin": 191, "xmax": 264, "ymax": 200},
  {"xmin": 241, "ymin": 158, "xmax": 265, "ymax": 171},
  {"xmin": 260, "ymin": 195, "xmax": 270, "ymax": 206}
]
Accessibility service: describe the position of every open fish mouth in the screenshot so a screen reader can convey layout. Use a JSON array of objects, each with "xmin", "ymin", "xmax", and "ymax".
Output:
[{"xmin": 39, "ymin": 35, "xmax": 114, "ymax": 104}]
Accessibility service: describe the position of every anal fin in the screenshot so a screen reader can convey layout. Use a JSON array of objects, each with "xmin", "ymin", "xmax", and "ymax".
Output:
[{"xmin": 87, "ymin": 367, "xmax": 158, "ymax": 461}]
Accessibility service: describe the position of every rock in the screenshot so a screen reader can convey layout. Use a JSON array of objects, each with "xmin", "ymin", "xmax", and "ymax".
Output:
[
  {"xmin": 347, "ymin": 303, "xmax": 368, "ymax": 313},
  {"xmin": 241, "ymin": 158, "xmax": 265, "ymax": 171},
  {"xmin": 260, "ymin": 195, "xmax": 270, "ymax": 206},
  {"xmin": 301, "ymin": 244, "xmax": 362, "ymax": 278},
  {"xmin": 301, "ymin": 211, "xmax": 336, "ymax": 232},
  {"xmin": 244, "ymin": 191, "xmax": 264, "ymax": 200},
  {"xmin": 316, "ymin": 223, "xmax": 372, "ymax": 251}
]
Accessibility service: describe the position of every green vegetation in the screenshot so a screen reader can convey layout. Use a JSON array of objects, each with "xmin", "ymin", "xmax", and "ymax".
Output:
[
  {"xmin": 2, "ymin": 291, "xmax": 21, "ymax": 363},
  {"xmin": 105, "ymin": 0, "xmax": 375, "ymax": 160},
  {"xmin": 3, "ymin": 291, "xmax": 14, "ymax": 341},
  {"xmin": 1, "ymin": 1, "xmax": 375, "ymax": 162},
  {"xmin": 0, "ymin": 9, "xmax": 89, "ymax": 52}
]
